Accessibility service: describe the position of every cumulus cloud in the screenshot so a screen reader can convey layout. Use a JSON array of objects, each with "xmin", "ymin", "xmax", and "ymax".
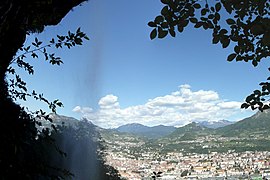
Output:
[
  {"xmin": 217, "ymin": 101, "xmax": 242, "ymax": 109},
  {"xmin": 73, "ymin": 85, "xmax": 250, "ymax": 128},
  {"xmin": 72, "ymin": 106, "xmax": 93, "ymax": 114},
  {"xmin": 98, "ymin": 94, "xmax": 119, "ymax": 109}
]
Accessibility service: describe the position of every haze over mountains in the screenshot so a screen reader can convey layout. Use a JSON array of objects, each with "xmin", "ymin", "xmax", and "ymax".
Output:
[
  {"xmin": 48, "ymin": 109, "xmax": 270, "ymax": 141},
  {"xmin": 197, "ymin": 120, "xmax": 234, "ymax": 129},
  {"xmin": 115, "ymin": 123, "xmax": 177, "ymax": 139},
  {"xmin": 43, "ymin": 110, "xmax": 270, "ymax": 180},
  {"xmin": 46, "ymin": 109, "xmax": 270, "ymax": 154},
  {"xmin": 114, "ymin": 119, "xmax": 234, "ymax": 139},
  {"xmin": 110, "ymin": 109, "xmax": 270, "ymax": 153}
]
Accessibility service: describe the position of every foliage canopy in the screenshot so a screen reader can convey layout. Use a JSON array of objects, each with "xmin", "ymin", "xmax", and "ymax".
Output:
[
  {"xmin": 0, "ymin": 0, "xmax": 90, "ymax": 178},
  {"xmin": 149, "ymin": 0, "xmax": 270, "ymax": 111}
]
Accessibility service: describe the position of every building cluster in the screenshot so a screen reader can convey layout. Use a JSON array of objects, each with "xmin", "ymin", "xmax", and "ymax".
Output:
[{"xmin": 104, "ymin": 141, "xmax": 270, "ymax": 179}]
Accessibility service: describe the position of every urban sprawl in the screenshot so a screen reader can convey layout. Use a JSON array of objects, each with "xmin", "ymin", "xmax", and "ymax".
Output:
[{"xmin": 103, "ymin": 136, "xmax": 270, "ymax": 179}]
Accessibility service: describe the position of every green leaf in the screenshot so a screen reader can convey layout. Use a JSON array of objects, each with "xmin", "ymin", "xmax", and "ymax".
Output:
[
  {"xmin": 207, "ymin": 21, "xmax": 214, "ymax": 29},
  {"xmin": 182, "ymin": 20, "xmax": 189, "ymax": 27},
  {"xmin": 241, "ymin": 103, "xmax": 249, "ymax": 109},
  {"xmin": 224, "ymin": 3, "xmax": 232, "ymax": 14},
  {"xmin": 161, "ymin": 0, "xmax": 169, "ymax": 4},
  {"xmin": 148, "ymin": 21, "xmax": 157, "ymax": 27},
  {"xmin": 177, "ymin": 25, "xmax": 184, "ymax": 32},
  {"xmin": 222, "ymin": 37, "xmax": 230, "ymax": 48},
  {"xmin": 212, "ymin": 35, "xmax": 219, "ymax": 44},
  {"xmin": 263, "ymin": 104, "xmax": 270, "ymax": 110},
  {"xmin": 155, "ymin": 15, "xmax": 164, "ymax": 24},
  {"xmin": 201, "ymin": 8, "xmax": 207, "ymax": 16},
  {"xmin": 189, "ymin": 18, "xmax": 198, "ymax": 23},
  {"xmin": 194, "ymin": 22, "xmax": 204, "ymax": 28},
  {"xmin": 208, "ymin": 14, "xmax": 215, "ymax": 19},
  {"xmin": 236, "ymin": 55, "xmax": 242, "ymax": 61},
  {"xmin": 252, "ymin": 60, "xmax": 258, "ymax": 67},
  {"xmin": 245, "ymin": 95, "xmax": 254, "ymax": 103},
  {"xmin": 169, "ymin": 28, "xmax": 176, "ymax": 37},
  {"xmin": 226, "ymin": 18, "xmax": 235, "ymax": 25},
  {"xmin": 219, "ymin": 29, "xmax": 228, "ymax": 35},
  {"xmin": 193, "ymin": 3, "xmax": 201, "ymax": 9},
  {"xmin": 214, "ymin": 13, "xmax": 220, "ymax": 21},
  {"xmin": 31, "ymin": 52, "xmax": 38, "ymax": 58},
  {"xmin": 50, "ymin": 38, "xmax": 55, "ymax": 44},
  {"xmin": 230, "ymin": 35, "xmax": 238, "ymax": 42},
  {"xmin": 161, "ymin": 6, "xmax": 169, "ymax": 15},
  {"xmin": 254, "ymin": 90, "xmax": 261, "ymax": 95},
  {"xmin": 76, "ymin": 27, "xmax": 81, "ymax": 34},
  {"xmin": 24, "ymin": 46, "xmax": 30, "ymax": 51},
  {"xmin": 56, "ymin": 102, "xmax": 63, "ymax": 107},
  {"xmin": 150, "ymin": 29, "xmax": 157, "ymax": 40},
  {"xmin": 57, "ymin": 35, "xmax": 65, "ymax": 41},
  {"xmin": 158, "ymin": 29, "xmax": 168, "ymax": 38},
  {"xmin": 215, "ymin": 2, "xmax": 221, "ymax": 12},
  {"xmin": 161, "ymin": 22, "xmax": 168, "ymax": 28},
  {"xmin": 227, "ymin": 53, "xmax": 237, "ymax": 61},
  {"xmin": 203, "ymin": 23, "xmax": 209, "ymax": 30},
  {"xmin": 234, "ymin": 46, "xmax": 240, "ymax": 53}
]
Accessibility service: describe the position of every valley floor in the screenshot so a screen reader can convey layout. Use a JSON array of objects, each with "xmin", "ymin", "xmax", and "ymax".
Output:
[{"xmin": 105, "ymin": 150, "xmax": 270, "ymax": 179}]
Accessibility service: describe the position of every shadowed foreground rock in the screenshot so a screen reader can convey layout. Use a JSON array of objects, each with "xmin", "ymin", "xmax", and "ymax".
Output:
[{"xmin": 0, "ymin": 0, "xmax": 87, "ymax": 178}]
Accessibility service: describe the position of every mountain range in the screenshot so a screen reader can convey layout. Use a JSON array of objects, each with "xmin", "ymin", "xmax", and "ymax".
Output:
[
  {"xmin": 46, "ymin": 109, "xmax": 270, "ymax": 153},
  {"xmin": 116, "ymin": 123, "xmax": 177, "ymax": 139},
  {"xmin": 114, "ymin": 119, "xmax": 234, "ymax": 139},
  {"xmin": 217, "ymin": 109, "xmax": 270, "ymax": 137},
  {"xmin": 50, "ymin": 110, "xmax": 270, "ymax": 139},
  {"xmin": 197, "ymin": 120, "xmax": 234, "ymax": 129},
  {"xmin": 165, "ymin": 110, "xmax": 270, "ymax": 137},
  {"xmin": 45, "ymin": 110, "xmax": 270, "ymax": 139}
]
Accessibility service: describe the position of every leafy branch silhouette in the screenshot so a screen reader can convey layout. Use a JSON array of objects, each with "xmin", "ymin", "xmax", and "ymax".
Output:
[
  {"xmin": 7, "ymin": 28, "xmax": 89, "ymax": 114},
  {"xmin": 149, "ymin": 0, "xmax": 270, "ymax": 111}
]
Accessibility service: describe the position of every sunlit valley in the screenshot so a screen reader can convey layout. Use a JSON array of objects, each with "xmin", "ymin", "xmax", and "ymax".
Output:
[
  {"xmin": 3, "ymin": 0, "xmax": 270, "ymax": 179},
  {"xmin": 45, "ymin": 110, "xmax": 270, "ymax": 179}
]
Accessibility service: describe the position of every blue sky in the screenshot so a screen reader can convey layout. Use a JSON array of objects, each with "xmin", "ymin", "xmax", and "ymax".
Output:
[{"xmin": 14, "ymin": 0, "xmax": 270, "ymax": 128}]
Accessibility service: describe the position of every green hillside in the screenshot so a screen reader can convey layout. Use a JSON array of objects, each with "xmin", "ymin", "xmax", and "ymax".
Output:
[
  {"xmin": 46, "ymin": 110, "xmax": 270, "ymax": 155},
  {"xmin": 167, "ymin": 122, "xmax": 214, "ymax": 140},
  {"xmin": 218, "ymin": 110, "xmax": 270, "ymax": 137},
  {"xmin": 145, "ymin": 110, "xmax": 270, "ymax": 154}
]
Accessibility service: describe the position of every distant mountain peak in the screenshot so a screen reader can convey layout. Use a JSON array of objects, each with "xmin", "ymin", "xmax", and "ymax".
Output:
[
  {"xmin": 125, "ymin": 123, "xmax": 145, "ymax": 126},
  {"xmin": 197, "ymin": 120, "xmax": 233, "ymax": 129},
  {"xmin": 116, "ymin": 123, "xmax": 176, "ymax": 139},
  {"xmin": 253, "ymin": 109, "xmax": 270, "ymax": 119}
]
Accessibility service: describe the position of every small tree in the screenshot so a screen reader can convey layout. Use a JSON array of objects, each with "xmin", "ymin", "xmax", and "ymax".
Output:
[
  {"xmin": 151, "ymin": 171, "xmax": 163, "ymax": 179},
  {"xmin": 181, "ymin": 169, "xmax": 189, "ymax": 177}
]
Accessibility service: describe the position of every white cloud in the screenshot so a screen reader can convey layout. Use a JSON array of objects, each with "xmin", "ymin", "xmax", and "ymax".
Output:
[
  {"xmin": 72, "ymin": 106, "xmax": 93, "ymax": 114},
  {"xmin": 73, "ymin": 85, "xmax": 251, "ymax": 128},
  {"xmin": 72, "ymin": 106, "xmax": 81, "ymax": 113},
  {"xmin": 217, "ymin": 101, "xmax": 242, "ymax": 109},
  {"xmin": 98, "ymin": 94, "xmax": 119, "ymax": 109}
]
